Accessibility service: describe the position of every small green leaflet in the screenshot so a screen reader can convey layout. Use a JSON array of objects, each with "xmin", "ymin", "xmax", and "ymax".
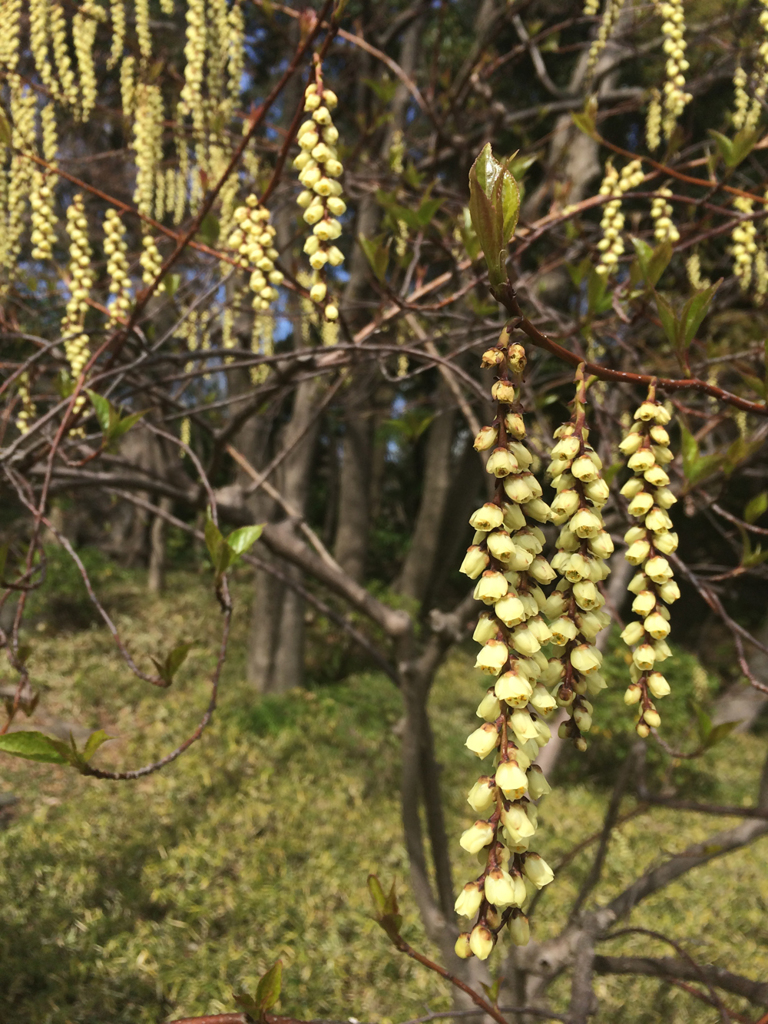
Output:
[
  {"xmin": 204, "ymin": 512, "xmax": 263, "ymax": 581},
  {"xmin": 150, "ymin": 643, "xmax": 192, "ymax": 686},
  {"xmin": 86, "ymin": 390, "xmax": 146, "ymax": 446},
  {"xmin": 234, "ymin": 960, "xmax": 283, "ymax": 1022},
  {"xmin": 0, "ymin": 728, "xmax": 112, "ymax": 767},
  {"xmin": 467, "ymin": 143, "xmax": 520, "ymax": 291}
]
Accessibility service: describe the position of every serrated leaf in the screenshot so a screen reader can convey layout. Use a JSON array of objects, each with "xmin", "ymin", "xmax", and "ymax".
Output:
[
  {"xmin": 81, "ymin": 729, "xmax": 112, "ymax": 763},
  {"xmin": 109, "ymin": 409, "xmax": 147, "ymax": 443},
  {"xmin": 255, "ymin": 960, "xmax": 282, "ymax": 1015},
  {"xmin": 709, "ymin": 128, "xmax": 758, "ymax": 168},
  {"xmin": 86, "ymin": 390, "xmax": 113, "ymax": 434},
  {"xmin": 631, "ymin": 237, "xmax": 672, "ymax": 288},
  {"xmin": 688, "ymin": 453, "xmax": 722, "ymax": 486},
  {"xmin": 708, "ymin": 130, "xmax": 734, "ymax": 166},
  {"xmin": 745, "ymin": 491, "xmax": 768, "ymax": 524},
  {"xmin": 0, "ymin": 730, "xmax": 71, "ymax": 765}
]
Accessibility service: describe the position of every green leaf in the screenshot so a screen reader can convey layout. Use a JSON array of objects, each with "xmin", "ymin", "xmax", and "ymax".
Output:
[
  {"xmin": 367, "ymin": 873, "xmax": 387, "ymax": 915},
  {"xmin": 586, "ymin": 268, "xmax": 611, "ymax": 315},
  {"xmin": 0, "ymin": 730, "xmax": 71, "ymax": 765},
  {"xmin": 415, "ymin": 196, "xmax": 444, "ymax": 228},
  {"xmin": 254, "ymin": 960, "xmax": 283, "ymax": 1016},
  {"xmin": 459, "ymin": 207, "xmax": 481, "ymax": 261},
  {"xmin": 708, "ymin": 130, "xmax": 734, "ymax": 167},
  {"xmin": 162, "ymin": 273, "xmax": 181, "ymax": 298},
  {"xmin": 694, "ymin": 705, "xmax": 712, "ymax": 745},
  {"xmin": 108, "ymin": 409, "xmax": 147, "ymax": 444},
  {"xmin": 745, "ymin": 491, "xmax": 768, "ymax": 524},
  {"xmin": 204, "ymin": 514, "xmax": 225, "ymax": 564},
  {"xmin": 652, "ymin": 290, "xmax": 679, "ymax": 349},
  {"xmin": 86, "ymin": 390, "xmax": 113, "ymax": 434},
  {"xmin": 233, "ymin": 993, "xmax": 260, "ymax": 1017},
  {"xmin": 358, "ymin": 233, "xmax": 389, "ymax": 284},
  {"xmin": 680, "ymin": 280, "xmax": 720, "ymax": 349},
  {"xmin": 468, "ymin": 144, "xmax": 518, "ymax": 291},
  {"xmin": 199, "ymin": 212, "xmax": 219, "ymax": 246},
  {"xmin": 704, "ymin": 720, "xmax": 740, "ymax": 749},
  {"xmin": 631, "ymin": 237, "xmax": 672, "ymax": 288},
  {"xmin": 81, "ymin": 729, "xmax": 112, "ymax": 764},
  {"xmin": 736, "ymin": 371, "xmax": 766, "ymax": 398},
  {"xmin": 688, "ymin": 453, "xmax": 722, "ymax": 486},
  {"xmin": 570, "ymin": 96, "xmax": 598, "ymax": 139},
  {"xmin": 709, "ymin": 128, "xmax": 758, "ymax": 168},
  {"xmin": 227, "ymin": 524, "xmax": 264, "ymax": 556}
]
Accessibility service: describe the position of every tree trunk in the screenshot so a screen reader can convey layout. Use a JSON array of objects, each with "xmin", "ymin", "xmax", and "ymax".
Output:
[
  {"xmin": 148, "ymin": 496, "xmax": 172, "ymax": 594},
  {"xmin": 396, "ymin": 379, "xmax": 457, "ymax": 604}
]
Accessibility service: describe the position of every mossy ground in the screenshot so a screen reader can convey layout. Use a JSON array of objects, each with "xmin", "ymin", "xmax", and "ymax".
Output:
[{"xmin": 0, "ymin": 566, "xmax": 766, "ymax": 1023}]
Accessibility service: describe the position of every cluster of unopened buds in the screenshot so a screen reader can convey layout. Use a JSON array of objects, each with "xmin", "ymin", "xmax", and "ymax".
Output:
[
  {"xmin": 227, "ymin": 197, "xmax": 283, "ymax": 312},
  {"xmin": 139, "ymin": 232, "xmax": 163, "ymax": 287},
  {"xmin": 596, "ymin": 160, "xmax": 644, "ymax": 276},
  {"xmin": 618, "ymin": 389, "xmax": 680, "ymax": 735},
  {"xmin": 655, "ymin": 0, "xmax": 692, "ymax": 137},
  {"xmin": 731, "ymin": 197, "xmax": 757, "ymax": 291},
  {"xmin": 61, "ymin": 195, "xmax": 93, "ymax": 402},
  {"xmin": 650, "ymin": 188, "xmax": 680, "ymax": 244},
  {"xmin": 546, "ymin": 369, "xmax": 613, "ymax": 749},
  {"xmin": 454, "ymin": 329, "xmax": 557, "ymax": 961},
  {"xmin": 294, "ymin": 78, "xmax": 345, "ymax": 322},
  {"xmin": 30, "ymin": 174, "xmax": 57, "ymax": 260},
  {"xmin": 103, "ymin": 208, "xmax": 131, "ymax": 323}
]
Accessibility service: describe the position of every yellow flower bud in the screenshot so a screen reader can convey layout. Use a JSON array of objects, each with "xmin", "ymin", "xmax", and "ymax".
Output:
[
  {"xmin": 495, "ymin": 761, "xmax": 528, "ymax": 799},
  {"xmin": 469, "ymin": 503, "xmax": 504, "ymax": 532},
  {"xmin": 571, "ymin": 455, "xmax": 599, "ymax": 482},
  {"xmin": 658, "ymin": 579, "xmax": 681, "ymax": 603},
  {"xmin": 491, "ymin": 380, "xmax": 517, "ymax": 403},
  {"xmin": 645, "ymin": 555, "xmax": 673, "ymax": 583},
  {"xmin": 571, "ymin": 644, "xmax": 602, "ymax": 674},
  {"xmin": 465, "ymin": 724, "xmax": 500, "ymax": 759},
  {"xmin": 627, "ymin": 491, "xmax": 655, "ymax": 517},
  {"xmin": 460, "ymin": 820, "xmax": 495, "ymax": 853},
  {"xmin": 467, "ymin": 776, "xmax": 497, "ymax": 813},
  {"xmin": 309, "ymin": 281, "xmax": 327, "ymax": 303},
  {"xmin": 523, "ymin": 852, "xmax": 554, "ymax": 889},
  {"xmin": 475, "ymin": 639, "xmax": 510, "ymax": 675},
  {"xmin": 486, "ymin": 447, "xmax": 519, "ymax": 477},
  {"xmin": 633, "ymin": 643, "xmax": 656, "ymax": 670},
  {"xmin": 324, "ymin": 304, "xmax": 339, "ymax": 321},
  {"xmin": 460, "ymin": 546, "xmax": 489, "ymax": 579},
  {"xmin": 621, "ymin": 621, "xmax": 645, "ymax": 646},
  {"xmin": 509, "ymin": 708, "xmax": 540, "ymax": 743},
  {"xmin": 495, "ymin": 671, "xmax": 533, "ymax": 706},
  {"xmin": 509, "ymin": 912, "xmax": 530, "ymax": 946},
  {"xmin": 454, "ymin": 932, "xmax": 473, "ymax": 958},
  {"xmin": 474, "ymin": 425, "xmax": 499, "ymax": 451},
  {"xmin": 455, "ymin": 881, "xmax": 484, "ymax": 917},
  {"xmin": 474, "ymin": 571, "xmax": 509, "ymax": 604},
  {"xmin": 485, "ymin": 868, "xmax": 518, "ymax": 908},
  {"xmin": 644, "ymin": 707, "xmax": 661, "ymax": 729},
  {"xmin": 469, "ymin": 924, "xmax": 494, "ymax": 960}
]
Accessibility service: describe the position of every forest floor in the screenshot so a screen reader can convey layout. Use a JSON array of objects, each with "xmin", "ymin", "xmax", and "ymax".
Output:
[{"xmin": 0, "ymin": 563, "xmax": 767, "ymax": 1024}]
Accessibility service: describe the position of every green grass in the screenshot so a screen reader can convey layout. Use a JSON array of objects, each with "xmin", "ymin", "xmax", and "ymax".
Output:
[{"xmin": 0, "ymin": 566, "xmax": 767, "ymax": 1023}]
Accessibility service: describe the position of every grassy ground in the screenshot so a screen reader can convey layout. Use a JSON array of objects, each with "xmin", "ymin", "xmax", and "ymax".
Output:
[{"xmin": 1, "ymin": 564, "xmax": 767, "ymax": 1023}]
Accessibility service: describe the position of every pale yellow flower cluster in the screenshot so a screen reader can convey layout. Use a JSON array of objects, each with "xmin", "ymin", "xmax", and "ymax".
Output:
[
  {"xmin": 108, "ymin": 0, "xmax": 126, "ymax": 70},
  {"xmin": 650, "ymin": 187, "xmax": 680, "ymax": 244},
  {"xmin": 595, "ymin": 160, "xmax": 643, "ymax": 276},
  {"xmin": 546, "ymin": 380, "xmax": 613, "ymax": 751},
  {"xmin": 654, "ymin": 0, "xmax": 692, "ymax": 139},
  {"xmin": 227, "ymin": 197, "xmax": 283, "ymax": 312},
  {"xmin": 2, "ymin": 82, "xmax": 38, "ymax": 277},
  {"xmin": 62, "ymin": 195, "xmax": 94, "ymax": 410},
  {"xmin": 133, "ymin": 84, "xmax": 164, "ymax": 218},
  {"xmin": 454, "ymin": 333, "xmax": 556, "ymax": 961},
  {"xmin": 139, "ymin": 232, "xmax": 163, "ymax": 286},
  {"xmin": 586, "ymin": 0, "xmax": 625, "ymax": 74},
  {"xmin": 295, "ymin": 81, "xmax": 345, "ymax": 322},
  {"xmin": 104, "ymin": 209, "xmax": 132, "ymax": 323},
  {"xmin": 73, "ymin": 1, "xmax": 103, "ymax": 122},
  {"xmin": 645, "ymin": 89, "xmax": 662, "ymax": 152},
  {"xmin": 15, "ymin": 372, "xmax": 36, "ymax": 436},
  {"xmin": 731, "ymin": 197, "xmax": 758, "ymax": 291},
  {"xmin": 619, "ymin": 392, "xmax": 680, "ymax": 736},
  {"xmin": 30, "ymin": 174, "xmax": 57, "ymax": 260},
  {"xmin": 583, "ymin": 0, "xmax": 600, "ymax": 15}
]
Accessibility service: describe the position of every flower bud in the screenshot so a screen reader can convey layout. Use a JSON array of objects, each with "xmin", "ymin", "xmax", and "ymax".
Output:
[
  {"xmin": 619, "ymin": 431, "xmax": 644, "ymax": 455},
  {"xmin": 627, "ymin": 491, "xmax": 655, "ymax": 517},
  {"xmin": 310, "ymin": 281, "xmax": 327, "ymax": 303},
  {"xmin": 473, "ymin": 615, "xmax": 498, "ymax": 643},
  {"xmin": 495, "ymin": 760, "xmax": 528, "ymax": 799},
  {"xmin": 495, "ymin": 671, "xmax": 533, "ymax": 706},
  {"xmin": 505, "ymin": 411, "xmax": 526, "ymax": 439},
  {"xmin": 620, "ymin": 621, "xmax": 645, "ymax": 646},
  {"xmin": 550, "ymin": 489, "xmax": 580, "ymax": 523},
  {"xmin": 526, "ymin": 765, "xmax": 551, "ymax": 800},
  {"xmin": 631, "ymin": 590, "xmax": 657, "ymax": 617},
  {"xmin": 540, "ymin": 658, "xmax": 565, "ymax": 687},
  {"xmin": 571, "ymin": 644, "xmax": 602, "ymax": 674},
  {"xmin": 486, "ymin": 531, "xmax": 516, "ymax": 563},
  {"xmin": 644, "ymin": 708, "xmax": 661, "ymax": 729},
  {"xmin": 455, "ymin": 932, "xmax": 473, "ymax": 958},
  {"xmin": 493, "ymin": 594, "xmax": 525, "ymax": 628},
  {"xmin": 508, "ymin": 442, "xmax": 533, "ymax": 469},
  {"xmin": 530, "ymin": 684, "xmax": 557, "ymax": 714},
  {"xmin": 485, "ymin": 868, "xmax": 517, "ymax": 908},
  {"xmin": 571, "ymin": 455, "xmax": 599, "ymax": 482},
  {"xmin": 501, "ymin": 803, "xmax": 536, "ymax": 839},
  {"xmin": 460, "ymin": 546, "xmax": 490, "ymax": 579},
  {"xmin": 650, "ymin": 424, "xmax": 670, "ymax": 445},
  {"xmin": 568, "ymin": 508, "xmax": 601, "ymax": 539},
  {"xmin": 647, "ymin": 672, "xmax": 671, "ymax": 698},
  {"xmin": 644, "ymin": 465, "xmax": 670, "ymax": 487},
  {"xmin": 636, "ymin": 720, "xmax": 651, "ymax": 738},
  {"xmin": 645, "ymin": 556, "xmax": 673, "ymax": 583},
  {"xmin": 528, "ymin": 556, "xmax": 556, "ymax": 584},
  {"xmin": 543, "ymin": 592, "xmax": 568, "ymax": 619},
  {"xmin": 491, "ymin": 380, "xmax": 517, "ymax": 403},
  {"xmin": 625, "ymin": 540, "xmax": 652, "ymax": 565},
  {"xmin": 508, "ymin": 343, "xmax": 527, "ymax": 374},
  {"xmin": 628, "ymin": 449, "xmax": 656, "ymax": 472},
  {"xmin": 551, "ymin": 435, "xmax": 581, "ymax": 461},
  {"xmin": 460, "ymin": 820, "xmax": 495, "ymax": 853},
  {"xmin": 474, "ymin": 571, "xmax": 509, "ymax": 604},
  {"xmin": 502, "ymin": 503, "xmax": 526, "ymax": 532},
  {"xmin": 481, "ymin": 348, "xmax": 506, "ymax": 367},
  {"xmin": 509, "ymin": 912, "xmax": 530, "ymax": 945},
  {"xmin": 644, "ymin": 612, "xmax": 670, "ymax": 639},
  {"xmin": 476, "ymin": 690, "xmax": 502, "ymax": 721},
  {"xmin": 653, "ymin": 531, "xmax": 678, "ymax": 554},
  {"xmin": 509, "ymin": 708, "xmax": 540, "ymax": 742},
  {"xmin": 466, "ymin": 721, "xmax": 501, "ymax": 758},
  {"xmin": 455, "ymin": 880, "xmax": 484, "ymax": 917},
  {"xmin": 654, "ymin": 486, "xmax": 678, "ymax": 509},
  {"xmin": 658, "ymin": 579, "xmax": 681, "ymax": 604},
  {"xmin": 624, "ymin": 683, "xmax": 642, "ymax": 705},
  {"xmin": 469, "ymin": 924, "xmax": 494, "ymax": 960},
  {"xmin": 509, "ymin": 628, "xmax": 540, "ymax": 657},
  {"xmin": 523, "ymin": 853, "xmax": 554, "ymax": 889},
  {"xmin": 469, "ymin": 503, "xmax": 504, "ymax": 532},
  {"xmin": 653, "ymin": 638, "xmax": 672, "ymax": 661},
  {"xmin": 503, "ymin": 475, "xmax": 533, "ymax": 504},
  {"xmin": 633, "ymin": 644, "xmax": 656, "ymax": 670},
  {"xmin": 475, "ymin": 640, "xmax": 510, "ymax": 675},
  {"xmin": 486, "ymin": 447, "xmax": 519, "ymax": 477},
  {"xmin": 527, "ymin": 617, "xmax": 552, "ymax": 644},
  {"xmin": 467, "ymin": 776, "xmax": 497, "ymax": 812},
  {"xmin": 474, "ymin": 425, "xmax": 499, "ymax": 451},
  {"xmin": 620, "ymin": 477, "xmax": 644, "ymax": 499},
  {"xmin": 524, "ymin": 498, "xmax": 553, "ymax": 523},
  {"xmin": 584, "ymin": 477, "xmax": 611, "ymax": 505},
  {"xmin": 573, "ymin": 579, "xmax": 600, "ymax": 611}
]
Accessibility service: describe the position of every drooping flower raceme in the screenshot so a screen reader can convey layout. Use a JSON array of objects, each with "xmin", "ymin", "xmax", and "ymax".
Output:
[
  {"xmin": 294, "ymin": 74, "xmax": 345, "ymax": 323},
  {"xmin": 546, "ymin": 369, "xmax": 613, "ymax": 749},
  {"xmin": 619, "ymin": 388, "xmax": 680, "ymax": 735},
  {"xmin": 454, "ymin": 331, "xmax": 556, "ymax": 961}
]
